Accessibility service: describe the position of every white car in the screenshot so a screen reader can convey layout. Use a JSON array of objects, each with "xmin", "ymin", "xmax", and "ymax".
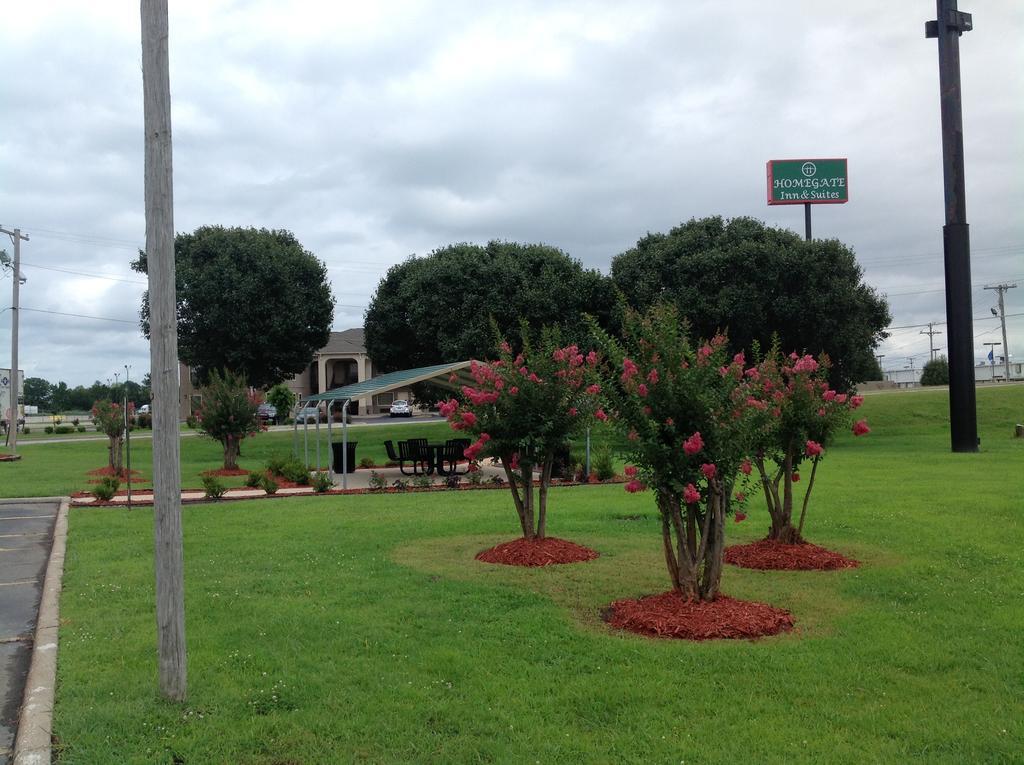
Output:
[
  {"xmin": 389, "ymin": 400, "xmax": 412, "ymax": 417},
  {"xmin": 138, "ymin": 404, "xmax": 151, "ymax": 414}
]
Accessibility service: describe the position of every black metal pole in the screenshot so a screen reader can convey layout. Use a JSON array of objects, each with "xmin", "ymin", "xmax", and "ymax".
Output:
[
  {"xmin": 928, "ymin": 0, "xmax": 977, "ymax": 452},
  {"xmin": 804, "ymin": 203, "xmax": 811, "ymax": 241}
]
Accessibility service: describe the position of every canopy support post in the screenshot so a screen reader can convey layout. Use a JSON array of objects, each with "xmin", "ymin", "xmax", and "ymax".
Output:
[{"xmin": 342, "ymin": 399, "xmax": 350, "ymax": 490}]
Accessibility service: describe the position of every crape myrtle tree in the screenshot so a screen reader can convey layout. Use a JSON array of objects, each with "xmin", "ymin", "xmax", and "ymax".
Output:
[
  {"xmin": 746, "ymin": 348, "xmax": 870, "ymax": 543},
  {"xmin": 610, "ymin": 216, "xmax": 892, "ymax": 390},
  {"xmin": 196, "ymin": 369, "xmax": 262, "ymax": 470},
  {"xmin": 132, "ymin": 226, "xmax": 335, "ymax": 388},
  {"xmin": 92, "ymin": 399, "xmax": 132, "ymax": 474},
  {"xmin": 591, "ymin": 304, "xmax": 761, "ymax": 601},
  {"xmin": 365, "ymin": 241, "xmax": 615, "ymax": 403},
  {"xmin": 438, "ymin": 327, "xmax": 602, "ymax": 540}
]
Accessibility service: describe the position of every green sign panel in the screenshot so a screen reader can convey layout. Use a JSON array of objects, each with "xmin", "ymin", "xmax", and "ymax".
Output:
[{"xmin": 766, "ymin": 158, "xmax": 848, "ymax": 205}]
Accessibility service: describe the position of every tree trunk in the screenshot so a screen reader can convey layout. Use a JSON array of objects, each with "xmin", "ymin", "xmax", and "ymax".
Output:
[
  {"xmin": 758, "ymin": 453, "xmax": 802, "ymax": 544},
  {"xmin": 502, "ymin": 457, "xmax": 531, "ymax": 538},
  {"xmin": 520, "ymin": 462, "xmax": 535, "ymax": 540},
  {"xmin": 109, "ymin": 435, "xmax": 124, "ymax": 475},
  {"xmin": 699, "ymin": 490, "xmax": 726, "ymax": 600},
  {"xmin": 223, "ymin": 437, "xmax": 239, "ymax": 470}
]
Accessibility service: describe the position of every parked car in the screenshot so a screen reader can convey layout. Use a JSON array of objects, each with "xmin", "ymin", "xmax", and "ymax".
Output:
[
  {"xmin": 257, "ymin": 402, "xmax": 277, "ymax": 423},
  {"xmin": 389, "ymin": 399, "xmax": 412, "ymax": 417},
  {"xmin": 295, "ymin": 406, "xmax": 322, "ymax": 424},
  {"xmin": 138, "ymin": 404, "xmax": 151, "ymax": 414}
]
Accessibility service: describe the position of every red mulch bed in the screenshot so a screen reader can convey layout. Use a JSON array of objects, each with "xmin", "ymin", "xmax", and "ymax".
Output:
[
  {"xmin": 606, "ymin": 591, "xmax": 794, "ymax": 640},
  {"xmin": 87, "ymin": 466, "xmax": 144, "ymax": 478},
  {"xmin": 725, "ymin": 539, "xmax": 860, "ymax": 571},
  {"xmin": 475, "ymin": 537, "xmax": 599, "ymax": 567},
  {"xmin": 201, "ymin": 468, "xmax": 250, "ymax": 477}
]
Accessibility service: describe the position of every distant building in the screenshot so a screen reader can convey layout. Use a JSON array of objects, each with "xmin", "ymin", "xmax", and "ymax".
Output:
[
  {"xmin": 974, "ymin": 358, "xmax": 1024, "ymax": 383},
  {"xmin": 179, "ymin": 328, "xmax": 412, "ymax": 419},
  {"xmin": 883, "ymin": 367, "xmax": 922, "ymax": 388}
]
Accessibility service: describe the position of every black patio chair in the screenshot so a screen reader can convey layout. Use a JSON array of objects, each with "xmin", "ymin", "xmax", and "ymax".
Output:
[
  {"xmin": 407, "ymin": 438, "xmax": 431, "ymax": 474},
  {"xmin": 440, "ymin": 439, "xmax": 472, "ymax": 475},
  {"xmin": 396, "ymin": 440, "xmax": 421, "ymax": 476},
  {"xmin": 384, "ymin": 440, "xmax": 402, "ymax": 466}
]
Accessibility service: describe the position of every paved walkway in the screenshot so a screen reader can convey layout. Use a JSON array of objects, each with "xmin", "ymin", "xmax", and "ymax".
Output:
[{"xmin": 0, "ymin": 500, "xmax": 58, "ymax": 764}]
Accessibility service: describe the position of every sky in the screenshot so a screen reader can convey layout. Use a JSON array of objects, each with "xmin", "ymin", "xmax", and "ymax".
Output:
[{"xmin": 1, "ymin": 0, "xmax": 1022, "ymax": 388}]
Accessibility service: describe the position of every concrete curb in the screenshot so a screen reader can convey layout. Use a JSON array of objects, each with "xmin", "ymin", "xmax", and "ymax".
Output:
[{"xmin": 12, "ymin": 497, "xmax": 69, "ymax": 765}]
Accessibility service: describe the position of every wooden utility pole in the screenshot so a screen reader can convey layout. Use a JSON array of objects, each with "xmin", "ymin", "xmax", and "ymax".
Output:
[
  {"xmin": 141, "ymin": 0, "xmax": 187, "ymax": 701},
  {"xmin": 920, "ymin": 322, "xmax": 943, "ymax": 361},
  {"xmin": 1, "ymin": 225, "xmax": 28, "ymax": 455},
  {"xmin": 984, "ymin": 283, "xmax": 1017, "ymax": 382}
]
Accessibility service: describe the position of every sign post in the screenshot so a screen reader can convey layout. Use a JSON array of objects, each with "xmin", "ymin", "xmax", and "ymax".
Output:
[{"xmin": 766, "ymin": 158, "xmax": 848, "ymax": 241}]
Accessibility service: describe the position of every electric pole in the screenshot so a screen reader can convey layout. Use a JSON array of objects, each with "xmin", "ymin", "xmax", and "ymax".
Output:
[
  {"xmin": 0, "ymin": 225, "xmax": 28, "ymax": 455},
  {"xmin": 984, "ymin": 283, "xmax": 1016, "ymax": 382},
  {"xmin": 983, "ymin": 342, "xmax": 1001, "ymax": 382},
  {"xmin": 920, "ymin": 322, "xmax": 943, "ymax": 362},
  {"xmin": 142, "ymin": 0, "xmax": 187, "ymax": 702},
  {"xmin": 927, "ymin": 0, "xmax": 977, "ymax": 452}
]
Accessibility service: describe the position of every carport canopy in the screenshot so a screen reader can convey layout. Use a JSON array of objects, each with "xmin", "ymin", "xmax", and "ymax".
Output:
[{"xmin": 301, "ymin": 360, "xmax": 474, "ymax": 406}]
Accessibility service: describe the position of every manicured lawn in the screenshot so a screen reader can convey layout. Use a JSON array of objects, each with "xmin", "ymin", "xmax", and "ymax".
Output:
[{"xmin": 50, "ymin": 385, "xmax": 1024, "ymax": 762}]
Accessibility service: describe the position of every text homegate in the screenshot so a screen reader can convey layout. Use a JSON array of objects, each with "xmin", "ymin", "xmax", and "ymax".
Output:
[{"xmin": 772, "ymin": 177, "xmax": 846, "ymax": 190}]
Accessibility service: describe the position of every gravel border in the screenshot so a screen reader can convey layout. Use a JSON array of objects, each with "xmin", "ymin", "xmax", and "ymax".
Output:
[{"xmin": 12, "ymin": 497, "xmax": 68, "ymax": 765}]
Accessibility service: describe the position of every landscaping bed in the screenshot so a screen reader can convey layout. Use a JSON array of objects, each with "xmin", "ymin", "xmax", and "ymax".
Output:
[{"xmin": 724, "ymin": 539, "xmax": 860, "ymax": 571}]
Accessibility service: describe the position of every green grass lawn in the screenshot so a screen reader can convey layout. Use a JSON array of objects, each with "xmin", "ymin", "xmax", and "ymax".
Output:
[{"xmin": 47, "ymin": 385, "xmax": 1024, "ymax": 762}]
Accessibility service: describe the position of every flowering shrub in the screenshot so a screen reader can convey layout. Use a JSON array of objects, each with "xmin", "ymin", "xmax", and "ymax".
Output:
[
  {"xmin": 747, "ymin": 348, "xmax": 869, "ymax": 543},
  {"xmin": 592, "ymin": 304, "xmax": 762, "ymax": 601},
  {"xmin": 91, "ymin": 399, "xmax": 133, "ymax": 474},
  {"xmin": 439, "ymin": 327, "xmax": 601, "ymax": 540},
  {"xmin": 196, "ymin": 369, "xmax": 262, "ymax": 470}
]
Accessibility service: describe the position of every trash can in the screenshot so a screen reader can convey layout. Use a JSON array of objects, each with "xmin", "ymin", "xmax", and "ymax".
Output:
[{"xmin": 331, "ymin": 441, "xmax": 358, "ymax": 473}]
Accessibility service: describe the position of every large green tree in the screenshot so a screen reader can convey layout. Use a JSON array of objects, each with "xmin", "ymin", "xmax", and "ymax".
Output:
[
  {"xmin": 364, "ymin": 241, "xmax": 615, "ymax": 389},
  {"xmin": 132, "ymin": 226, "xmax": 335, "ymax": 388},
  {"xmin": 920, "ymin": 356, "xmax": 949, "ymax": 386},
  {"xmin": 610, "ymin": 216, "xmax": 891, "ymax": 390},
  {"xmin": 22, "ymin": 377, "xmax": 52, "ymax": 409}
]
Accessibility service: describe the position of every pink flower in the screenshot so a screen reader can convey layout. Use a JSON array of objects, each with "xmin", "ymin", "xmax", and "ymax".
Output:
[
  {"xmin": 792, "ymin": 472, "xmax": 801, "ymax": 483},
  {"xmin": 793, "ymin": 355, "xmax": 819, "ymax": 374},
  {"xmin": 700, "ymin": 463, "xmax": 717, "ymax": 480},
  {"xmin": 850, "ymin": 395, "xmax": 864, "ymax": 409},
  {"xmin": 624, "ymin": 465, "xmax": 638, "ymax": 478},
  {"xmin": 464, "ymin": 443, "xmax": 481, "ymax": 461},
  {"xmin": 625, "ymin": 479, "xmax": 646, "ymax": 494},
  {"xmin": 646, "ymin": 368, "xmax": 659, "ymax": 384},
  {"xmin": 734, "ymin": 491, "xmax": 746, "ymax": 502},
  {"xmin": 643, "ymin": 406, "xmax": 652, "ymax": 415},
  {"xmin": 740, "ymin": 459, "xmax": 752, "ymax": 475},
  {"xmin": 637, "ymin": 383, "xmax": 649, "ymax": 397},
  {"xmin": 733, "ymin": 352, "xmax": 745, "ymax": 366},
  {"xmin": 586, "ymin": 350, "xmax": 598, "ymax": 366},
  {"xmin": 823, "ymin": 390, "xmax": 837, "ymax": 402},
  {"xmin": 500, "ymin": 341, "xmax": 512, "ymax": 354},
  {"xmin": 805, "ymin": 440, "xmax": 823, "ymax": 457},
  {"xmin": 682, "ymin": 431, "xmax": 704, "ymax": 456},
  {"xmin": 621, "ymin": 358, "xmax": 639, "ymax": 382},
  {"xmin": 664, "ymin": 417, "xmax": 674, "ymax": 426},
  {"xmin": 439, "ymin": 399, "xmax": 459, "ymax": 417},
  {"xmin": 817, "ymin": 408, "xmax": 826, "ymax": 417},
  {"xmin": 529, "ymin": 372, "xmax": 542, "ymax": 384},
  {"xmin": 734, "ymin": 511, "xmax": 747, "ymax": 523},
  {"xmin": 568, "ymin": 407, "xmax": 578, "ymax": 417},
  {"xmin": 683, "ymin": 483, "xmax": 701, "ymax": 504},
  {"xmin": 460, "ymin": 411, "xmax": 477, "ymax": 427},
  {"xmin": 835, "ymin": 393, "xmax": 848, "ymax": 404},
  {"xmin": 627, "ymin": 429, "xmax": 639, "ymax": 441},
  {"xmin": 852, "ymin": 419, "xmax": 871, "ymax": 436},
  {"xmin": 595, "ymin": 409, "xmax": 608, "ymax": 422},
  {"xmin": 586, "ymin": 384, "xmax": 601, "ymax": 395},
  {"xmin": 479, "ymin": 433, "xmax": 491, "ymax": 443}
]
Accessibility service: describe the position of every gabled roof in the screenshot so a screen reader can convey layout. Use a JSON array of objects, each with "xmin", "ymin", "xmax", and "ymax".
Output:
[
  {"xmin": 319, "ymin": 328, "xmax": 366, "ymax": 355},
  {"xmin": 303, "ymin": 360, "xmax": 474, "ymax": 403}
]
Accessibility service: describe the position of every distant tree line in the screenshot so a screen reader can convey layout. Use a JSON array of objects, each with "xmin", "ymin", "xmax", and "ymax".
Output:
[{"xmin": 22, "ymin": 375, "xmax": 151, "ymax": 414}]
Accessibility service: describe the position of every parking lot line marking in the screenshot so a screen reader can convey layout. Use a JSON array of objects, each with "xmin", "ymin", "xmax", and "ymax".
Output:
[
  {"xmin": 0, "ymin": 515, "xmax": 56, "ymax": 521},
  {"xmin": 0, "ymin": 580, "xmax": 38, "ymax": 587}
]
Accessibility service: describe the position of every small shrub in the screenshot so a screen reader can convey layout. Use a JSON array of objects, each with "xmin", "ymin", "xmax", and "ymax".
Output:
[
  {"xmin": 72, "ymin": 418, "xmax": 80, "ymax": 426},
  {"xmin": 489, "ymin": 474, "xmax": 504, "ymax": 485},
  {"xmin": 92, "ymin": 476, "xmax": 120, "ymax": 502},
  {"xmin": 311, "ymin": 471, "xmax": 333, "ymax": 493},
  {"xmin": 44, "ymin": 426, "xmax": 54, "ymax": 434},
  {"xmin": 202, "ymin": 474, "xmax": 227, "ymax": 500},
  {"xmin": 22, "ymin": 426, "xmax": 30, "ymax": 434},
  {"xmin": 185, "ymin": 414, "xmax": 198, "ymax": 429},
  {"xmin": 244, "ymin": 471, "xmax": 264, "ymax": 488},
  {"xmin": 265, "ymin": 452, "xmax": 290, "ymax": 476},
  {"xmin": 592, "ymin": 446, "xmax": 615, "ymax": 481},
  {"xmin": 55, "ymin": 425, "xmax": 74, "ymax": 435},
  {"xmin": 444, "ymin": 474, "xmax": 462, "ymax": 489},
  {"xmin": 391, "ymin": 478, "xmax": 410, "ymax": 491},
  {"xmin": 368, "ymin": 471, "xmax": 387, "ymax": 491},
  {"xmin": 136, "ymin": 413, "xmax": 153, "ymax": 429},
  {"xmin": 412, "ymin": 475, "xmax": 433, "ymax": 489},
  {"xmin": 358, "ymin": 456, "xmax": 375, "ymax": 469},
  {"xmin": 279, "ymin": 458, "xmax": 310, "ymax": 485},
  {"xmin": 76, "ymin": 426, "xmax": 86, "ymax": 433},
  {"xmin": 467, "ymin": 468, "xmax": 484, "ymax": 485},
  {"xmin": 259, "ymin": 474, "xmax": 279, "ymax": 494}
]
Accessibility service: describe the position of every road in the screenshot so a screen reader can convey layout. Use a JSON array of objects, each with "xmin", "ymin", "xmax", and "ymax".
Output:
[{"xmin": 0, "ymin": 500, "xmax": 58, "ymax": 764}]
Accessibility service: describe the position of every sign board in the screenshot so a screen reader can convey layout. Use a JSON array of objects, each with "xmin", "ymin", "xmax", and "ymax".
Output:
[
  {"xmin": 767, "ymin": 158, "xmax": 848, "ymax": 205},
  {"xmin": 0, "ymin": 368, "xmax": 24, "ymax": 422}
]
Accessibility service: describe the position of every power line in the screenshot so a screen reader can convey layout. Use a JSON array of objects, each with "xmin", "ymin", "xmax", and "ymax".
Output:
[
  {"xmin": 19, "ymin": 260, "xmax": 147, "ymax": 285},
  {"xmin": 18, "ymin": 307, "xmax": 138, "ymax": 325}
]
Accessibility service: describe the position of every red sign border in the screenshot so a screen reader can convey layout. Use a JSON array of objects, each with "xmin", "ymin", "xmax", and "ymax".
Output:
[{"xmin": 766, "ymin": 158, "xmax": 849, "ymax": 206}]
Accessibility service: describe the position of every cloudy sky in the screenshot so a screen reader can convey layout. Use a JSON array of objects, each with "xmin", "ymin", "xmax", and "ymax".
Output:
[{"xmin": 1, "ymin": 0, "xmax": 1021, "ymax": 388}]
